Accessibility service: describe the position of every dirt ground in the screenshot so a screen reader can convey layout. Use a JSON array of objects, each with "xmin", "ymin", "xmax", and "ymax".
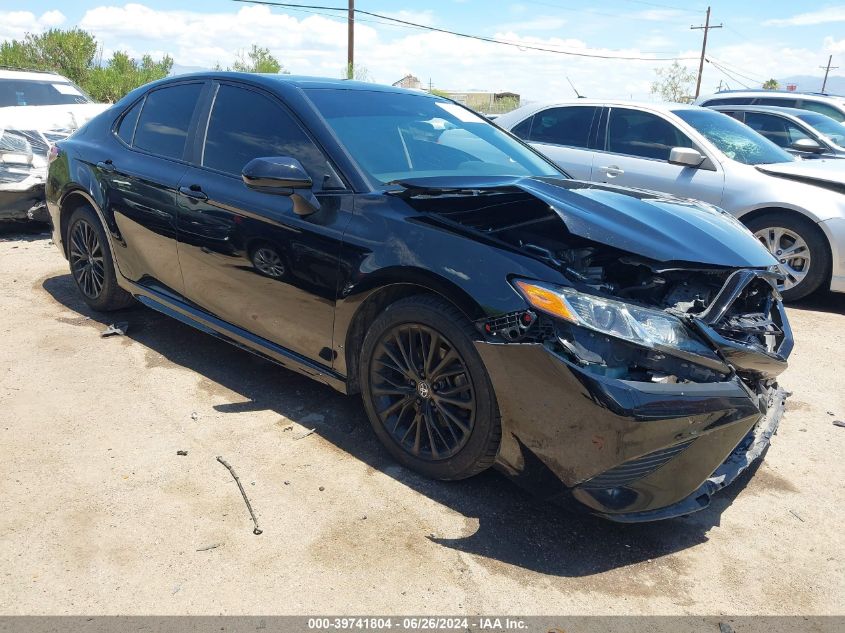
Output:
[{"xmin": 0, "ymin": 226, "xmax": 843, "ymax": 616}]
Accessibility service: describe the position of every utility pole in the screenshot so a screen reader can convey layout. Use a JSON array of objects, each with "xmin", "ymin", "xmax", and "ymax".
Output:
[
  {"xmin": 691, "ymin": 6, "xmax": 722, "ymax": 99},
  {"xmin": 820, "ymin": 55, "xmax": 838, "ymax": 93},
  {"xmin": 347, "ymin": 0, "xmax": 354, "ymax": 79}
]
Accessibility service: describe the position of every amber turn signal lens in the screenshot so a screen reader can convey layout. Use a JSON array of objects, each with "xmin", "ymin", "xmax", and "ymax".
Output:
[{"xmin": 514, "ymin": 281, "xmax": 576, "ymax": 322}]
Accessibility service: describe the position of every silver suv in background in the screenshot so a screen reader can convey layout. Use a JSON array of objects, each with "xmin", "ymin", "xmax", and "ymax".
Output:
[
  {"xmin": 695, "ymin": 90, "xmax": 845, "ymax": 122},
  {"xmin": 0, "ymin": 68, "xmax": 107, "ymax": 223},
  {"xmin": 710, "ymin": 105, "xmax": 845, "ymax": 159},
  {"xmin": 496, "ymin": 100, "xmax": 845, "ymax": 300}
]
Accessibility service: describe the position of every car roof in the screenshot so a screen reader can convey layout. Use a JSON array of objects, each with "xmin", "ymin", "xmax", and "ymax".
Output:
[
  {"xmin": 160, "ymin": 71, "xmax": 429, "ymax": 96},
  {"xmin": 709, "ymin": 105, "xmax": 823, "ymax": 118},
  {"xmin": 506, "ymin": 99, "xmax": 703, "ymax": 114},
  {"xmin": 0, "ymin": 68, "xmax": 70, "ymax": 82},
  {"xmin": 699, "ymin": 90, "xmax": 845, "ymax": 103}
]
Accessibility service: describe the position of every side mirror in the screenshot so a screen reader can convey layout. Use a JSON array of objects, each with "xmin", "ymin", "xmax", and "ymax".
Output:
[
  {"xmin": 242, "ymin": 156, "xmax": 313, "ymax": 192},
  {"xmin": 790, "ymin": 138, "xmax": 824, "ymax": 154},
  {"xmin": 668, "ymin": 147, "xmax": 706, "ymax": 167}
]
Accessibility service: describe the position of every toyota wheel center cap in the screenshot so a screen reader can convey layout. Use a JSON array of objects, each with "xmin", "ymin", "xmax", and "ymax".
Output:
[{"xmin": 417, "ymin": 381, "xmax": 431, "ymax": 399}]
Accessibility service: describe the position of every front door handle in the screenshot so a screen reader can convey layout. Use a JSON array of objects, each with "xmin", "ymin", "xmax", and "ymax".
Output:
[
  {"xmin": 601, "ymin": 165, "xmax": 624, "ymax": 177},
  {"xmin": 179, "ymin": 184, "xmax": 208, "ymax": 201},
  {"xmin": 96, "ymin": 159, "xmax": 115, "ymax": 173}
]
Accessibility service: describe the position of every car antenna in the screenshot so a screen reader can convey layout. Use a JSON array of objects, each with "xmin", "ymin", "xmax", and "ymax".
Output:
[{"xmin": 567, "ymin": 77, "xmax": 586, "ymax": 99}]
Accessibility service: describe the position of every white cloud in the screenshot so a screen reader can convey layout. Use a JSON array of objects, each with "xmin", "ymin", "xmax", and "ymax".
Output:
[
  {"xmin": 824, "ymin": 36, "xmax": 845, "ymax": 54},
  {"xmin": 39, "ymin": 10, "xmax": 66, "ymax": 27},
  {"xmin": 0, "ymin": 9, "xmax": 66, "ymax": 40},
  {"xmin": 765, "ymin": 6, "xmax": 845, "ymax": 27},
  {"xmin": 633, "ymin": 9, "xmax": 688, "ymax": 22}
]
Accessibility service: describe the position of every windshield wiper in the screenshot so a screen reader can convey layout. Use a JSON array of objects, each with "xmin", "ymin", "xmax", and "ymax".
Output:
[{"xmin": 386, "ymin": 180, "xmax": 506, "ymax": 199}]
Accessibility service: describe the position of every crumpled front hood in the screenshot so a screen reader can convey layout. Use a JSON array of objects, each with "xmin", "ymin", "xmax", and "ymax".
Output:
[
  {"xmin": 393, "ymin": 175, "xmax": 777, "ymax": 268},
  {"xmin": 0, "ymin": 103, "xmax": 109, "ymax": 134},
  {"xmin": 756, "ymin": 159, "xmax": 845, "ymax": 189}
]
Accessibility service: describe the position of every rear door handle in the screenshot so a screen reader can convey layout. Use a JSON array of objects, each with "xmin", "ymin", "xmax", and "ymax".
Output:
[
  {"xmin": 601, "ymin": 165, "xmax": 624, "ymax": 177},
  {"xmin": 97, "ymin": 160, "xmax": 115, "ymax": 173},
  {"xmin": 179, "ymin": 185, "xmax": 208, "ymax": 201}
]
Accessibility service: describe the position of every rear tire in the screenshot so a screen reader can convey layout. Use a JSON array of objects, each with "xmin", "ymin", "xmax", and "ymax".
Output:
[
  {"xmin": 745, "ymin": 211, "xmax": 830, "ymax": 301},
  {"xmin": 66, "ymin": 205, "xmax": 134, "ymax": 311},
  {"xmin": 359, "ymin": 295, "xmax": 501, "ymax": 481}
]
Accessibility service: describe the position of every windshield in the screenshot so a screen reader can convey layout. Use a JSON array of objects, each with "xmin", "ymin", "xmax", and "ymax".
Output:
[
  {"xmin": 305, "ymin": 89, "xmax": 561, "ymax": 184},
  {"xmin": 0, "ymin": 78, "xmax": 91, "ymax": 107},
  {"xmin": 795, "ymin": 111, "xmax": 845, "ymax": 147},
  {"xmin": 673, "ymin": 108, "xmax": 794, "ymax": 165}
]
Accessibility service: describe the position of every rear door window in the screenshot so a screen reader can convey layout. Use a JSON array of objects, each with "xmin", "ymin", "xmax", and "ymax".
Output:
[
  {"xmin": 510, "ymin": 115, "xmax": 533, "ymax": 139},
  {"xmin": 606, "ymin": 108, "xmax": 694, "ymax": 160},
  {"xmin": 744, "ymin": 112, "xmax": 809, "ymax": 147},
  {"xmin": 201, "ymin": 84, "xmax": 343, "ymax": 189},
  {"xmin": 133, "ymin": 83, "xmax": 203, "ymax": 161},
  {"xmin": 525, "ymin": 106, "xmax": 599, "ymax": 149}
]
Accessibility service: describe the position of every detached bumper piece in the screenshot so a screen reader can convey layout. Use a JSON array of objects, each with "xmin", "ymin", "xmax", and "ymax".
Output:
[{"xmin": 477, "ymin": 269, "xmax": 793, "ymax": 521}]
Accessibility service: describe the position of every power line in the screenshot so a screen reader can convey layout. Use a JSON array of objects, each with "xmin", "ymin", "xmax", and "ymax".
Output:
[
  {"xmin": 706, "ymin": 59, "xmax": 750, "ymax": 89},
  {"xmin": 706, "ymin": 56, "xmax": 765, "ymax": 85},
  {"xmin": 232, "ymin": 0, "xmax": 698, "ymax": 61}
]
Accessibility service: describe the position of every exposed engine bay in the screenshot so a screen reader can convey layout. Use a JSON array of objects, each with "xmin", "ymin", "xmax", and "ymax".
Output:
[
  {"xmin": 406, "ymin": 188, "xmax": 732, "ymax": 312},
  {"xmin": 404, "ymin": 187, "xmax": 788, "ymax": 387}
]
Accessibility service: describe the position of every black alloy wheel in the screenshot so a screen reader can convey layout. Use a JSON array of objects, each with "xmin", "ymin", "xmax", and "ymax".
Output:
[
  {"xmin": 66, "ymin": 205, "xmax": 134, "ymax": 311},
  {"xmin": 370, "ymin": 323, "xmax": 476, "ymax": 461},
  {"xmin": 360, "ymin": 295, "xmax": 500, "ymax": 481},
  {"xmin": 69, "ymin": 218, "xmax": 105, "ymax": 299}
]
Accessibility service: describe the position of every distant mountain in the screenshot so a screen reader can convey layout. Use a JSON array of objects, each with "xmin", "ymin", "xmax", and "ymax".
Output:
[{"xmin": 778, "ymin": 74, "xmax": 845, "ymax": 96}]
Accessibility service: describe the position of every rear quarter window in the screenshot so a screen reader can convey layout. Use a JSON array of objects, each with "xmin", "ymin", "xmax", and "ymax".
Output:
[{"xmin": 116, "ymin": 99, "xmax": 143, "ymax": 146}]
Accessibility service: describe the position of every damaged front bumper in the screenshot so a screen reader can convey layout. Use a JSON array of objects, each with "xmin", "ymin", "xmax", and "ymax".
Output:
[
  {"xmin": 476, "ymin": 271, "xmax": 792, "ymax": 521},
  {"xmin": 597, "ymin": 384, "xmax": 786, "ymax": 522}
]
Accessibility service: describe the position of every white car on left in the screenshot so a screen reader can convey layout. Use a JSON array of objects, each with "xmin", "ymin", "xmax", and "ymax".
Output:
[{"xmin": 0, "ymin": 69, "xmax": 108, "ymax": 223}]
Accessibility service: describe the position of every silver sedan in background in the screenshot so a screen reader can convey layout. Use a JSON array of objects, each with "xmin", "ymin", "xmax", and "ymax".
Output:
[
  {"xmin": 709, "ymin": 105, "xmax": 845, "ymax": 159},
  {"xmin": 496, "ymin": 101, "xmax": 845, "ymax": 300}
]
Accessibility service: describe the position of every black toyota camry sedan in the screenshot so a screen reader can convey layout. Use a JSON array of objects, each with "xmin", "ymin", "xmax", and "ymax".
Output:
[{"xmin": 46, "ymin": 73, "xmax": 792, "ymax": 522}]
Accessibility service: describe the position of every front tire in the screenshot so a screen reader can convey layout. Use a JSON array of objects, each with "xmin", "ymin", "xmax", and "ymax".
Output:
[
  {"xmin": 67, "ymin": 205, "xmax": 134, "ymax": 311},
  {"xmin": 745, "ymin": 212, "xmax": 830, "ymax": 301},
  {"xmin": 359, "ymin": 295, "xmax": 501, "ymax": 481}
]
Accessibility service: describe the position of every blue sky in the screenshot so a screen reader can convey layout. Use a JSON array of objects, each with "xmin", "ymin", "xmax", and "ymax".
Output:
[{"xmin": 3, "ymin": 1, "xmax": 843, "ymax": 100}]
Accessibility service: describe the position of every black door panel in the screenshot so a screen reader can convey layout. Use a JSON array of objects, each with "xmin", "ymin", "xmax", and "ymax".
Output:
[
  {"xmin": 176, "ymin": 169, "xmax": 352, "ymax": 363},
  {"xmin": 100, "ymin": 150, "xmax": 188, "ymax": 295}
]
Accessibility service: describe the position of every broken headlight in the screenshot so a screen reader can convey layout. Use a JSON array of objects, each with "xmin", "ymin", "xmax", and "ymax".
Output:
[{"xmin": 514, "ymin": 280, "xmax": 712, "ymax": 355}]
